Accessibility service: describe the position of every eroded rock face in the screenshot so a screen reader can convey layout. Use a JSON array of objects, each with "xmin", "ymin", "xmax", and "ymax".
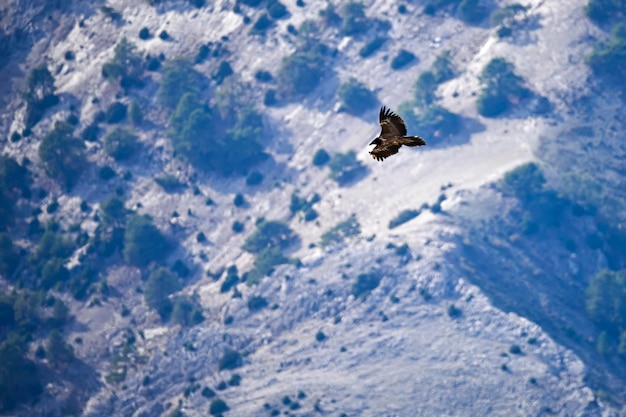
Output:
[{"xmin": 0, "ymin": 0, "xmax": 624, "ymax": 415}]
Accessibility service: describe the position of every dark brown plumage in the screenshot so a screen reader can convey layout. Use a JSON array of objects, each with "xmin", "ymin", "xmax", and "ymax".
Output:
[{"xmin": 369, "ymin": 106, "xmax": 426, "ymax": 161}]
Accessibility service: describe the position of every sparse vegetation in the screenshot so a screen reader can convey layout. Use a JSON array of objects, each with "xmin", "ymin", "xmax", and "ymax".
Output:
[
  {"xmin": 243, "ymin": 220, "xmax": 297, "ymax": 253},
  {"xmin": 328, "ymin": 151, "xmax": 367, "ymax": 186},
  {"xmin": 245, "ymin": 247, "xmax": 291, "ymax": 285},
  {"xmin": 321, "ymin": 215, "xmax": 360, "ymax": 247}
]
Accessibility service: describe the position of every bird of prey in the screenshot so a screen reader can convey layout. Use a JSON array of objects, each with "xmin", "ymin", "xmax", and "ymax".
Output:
[{"xmin": 369, "ymin": 106, "xmax": 426, "ymax": 161}]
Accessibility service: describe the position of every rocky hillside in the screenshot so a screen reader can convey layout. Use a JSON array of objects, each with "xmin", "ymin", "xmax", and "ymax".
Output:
[{"xmin": 1, "ymin": 0, "xmax": 625, "ymax": 415}]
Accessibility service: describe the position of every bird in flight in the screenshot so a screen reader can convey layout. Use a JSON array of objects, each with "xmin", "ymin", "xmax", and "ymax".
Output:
[{"xmin": 369, "ymin": 106, "xmax": 426, "ymax": 161}]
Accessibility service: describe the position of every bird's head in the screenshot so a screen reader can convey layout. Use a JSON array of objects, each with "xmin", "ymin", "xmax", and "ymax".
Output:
[{"xmin": 369, "ymin": 138, "xmax": 382, "ymax": 146}]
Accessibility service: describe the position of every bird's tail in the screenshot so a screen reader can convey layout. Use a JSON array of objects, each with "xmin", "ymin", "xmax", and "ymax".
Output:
[{"xmin": 403, "ymin": 136, "xmax": 427, "ymax": 147}]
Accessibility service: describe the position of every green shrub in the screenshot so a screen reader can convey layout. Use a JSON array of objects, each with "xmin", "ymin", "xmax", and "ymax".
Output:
[
  {"xmin": 586, "ymin": 270, "xmax": 626, "ymax": 334},
  {"xmin": 246, "ymin": 247, "xmax": 290, "ymax": 285},
  {"xmin": 25, "ymin": 65, "xmax": 56, "ymax": 103},
  {"xmin": 501, "ymin": 162, "xmax": 545, "ymax": 199},
  {"xmin": 103, "ymin": 127, "xmax": 139, "ymax": 160},
  {"xmin": 477, "ymin": 58, "xmax": 530, "ymax": 117},
  {"xmin": 447, "ymin": 304, "xmax": 462, "ymax": 318},
  {"xmin": 328, "ymin": 151, "xmax": 367, "ymax": 186},
  {"xmin": 246, "ymin": 171, "xmax": 264, "ymax": 185},
  {"xmin": 585, "ymin": 0, "xmax": 626, "ymax": 24},
  {"xmin": 144, "ymin": 267, "xmax": 181, "ymax": 319},
  {"xmin": 490, "ymin": 3, "xmax": 526, "ymax": 27},
  {"xmin": 138, "ymin": 27, "xmax": 151, "ymax": 40},
  {"xmin": 414, "ymin": 71, "xmax": 438, "ymax": 108},
  {"xmin": 587, "ymin": 23, "xmax": 626, "ymax": 86},
  {"xmin": 267, "ymin": 0, "xmax": 288, "ymax": 19},
  {"xmin": 38, "ymin": 122, "xmax": 86, "ymax": 189},
  {"xmin": 232, "ymin": 221, "xmax": 245, "ymax": 233},
  {"xmin": 40, "ymin": 258, "xmax": 70, "ymax": 290},
  {"xmin": 123, "ymin": 215, "xmax": 170, "ymax": 267},
  {"xmin": 399, "ymin": 104, "xmax": 461, "ymax": 139},
  {"xmin": 46, "ymin": 329, "xmax": 74, "ymax": 368},
  {"xmin": 167, "ymin": 92, "xmax": 268, "ymax": 176},
  {"xmin": 81, "ymin": 123, "xmax": 99, "ymax": 142},
  {"xmin": 100, "ymin": 196, "xmax": 128, "ymax": 227},
  {"xmin": 352, "ymin": 272, "xmax": 381, "ymax": 299},
  {"xmin": 218, "ymin": 348, "xmax": 242, "ymax": 370},
  {"xmin": 391, "ymin": 49, "xmax": 416, "ymax": 70},
  {"xmin": 188, "ymin": 0, "xmax": 204, "ymax": 7},
  {"xmin": 459, "ymin": 0, "xmax": 486, "ymax": 23},
  {"xmin": 313, "ymin": 149, "xmax": 330, "ymax": 166},
  {"xmin": 201, "ymin": 387, "xmax": 216, "ymax": 398},
  {"xmin": 319, "ymin": 2, "xmax": 342, "ymax": 27},
  {"xmin": 128, "ymin": 100, "xmax": 143, "ymax": 125},
  {"xmin": 100, "ymin": 5, "xmax": 122, "ymax": 20},
  {"xmin": 98, "ymin": 166, "xmax": 116, "ymax": 181},
  {"xmin": 171, "ymin": 296, "xmax": 204, "ymax": 326},
  {"xmin": 321, "ymin": 214, "xmax": 360, "ymax": 247},
  {"xmin": 509, "ymin": 344, "xmax": 522, "ymax": 354},
  {"xmin": 159, "ymin": 30, "xmax": 170, "ymax": 40},
  {"xmin": 209, "ymin": 398, "xmax": 229, "ymax": 415},
  {"xmin": 0, "ymin": 233, "xmax": 18, "ymax": 276},
  {"xmin": 359, "ymin": 37, "xmax": 386, "ymax": 58},
  {"xmin": 247, "ymin": 295, "xmax": 268, "ymax": 311},
  {"xmin": 220, "ymin": 266, "xmax": 239, "ymax": 293},
  {"xmin": 101, "ymin": 38, "xmax": 144, "ymax": 89},
  {"xmin": 342, "ymin": 2, "xmax": 368, "ymax": 35},
  {"xmin": 277, "ymin": 42, "xmax": 329, "ymax": 98},
  {"xmin": 0, "ymin": 154, "xmax": 29, "ymax": 199},
  {"xmin": 252, "ymin": 13, "xmax": 274, "ymax": 33},
  {"xmin": 254, "ymin": 70, "xmax": 273, "ymax": 83},
  {"xmin": 338, "ymin": 78, "xmax": 377, "ymax": 115},
  {"xmin": 315, "ymin": 330, "xmax": 327, "ymax": 341},
  {"xmin": 243, "ymin": 220, "xmax": 297, "ymax": 253},
  {"xmin": 155, "ymin": 175, "xmax": 184, "ymax": 193},
  {"xmin": 389, "ymin": 209, "xmax": 420, "ymax": 229},
  {"xmin": 213, "ymin": 61, "xmax": 234, "ymax": 84},
  {"xmin": 233, "ymin": 193, "xmax": 246, "ymax": 207},
  {"xmin": 158, "ymin": 60, "xmax": 204, "ymax": 108},
  {"xmin": 105, "ymin": 101, "xmax": 127, "ymax": 124},
  {"xmin": 23, "ymin": 65, "xmax": 58, "ymax": 129}
]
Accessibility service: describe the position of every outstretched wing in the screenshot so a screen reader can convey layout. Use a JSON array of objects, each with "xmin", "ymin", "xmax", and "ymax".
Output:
[
  {"xmin": 379, "ymin": 106, "xmax": 407, "ymax": 139},
  {"xmin": 370, "ymin": 138, "xmax": 415, "ymax": 161}
]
